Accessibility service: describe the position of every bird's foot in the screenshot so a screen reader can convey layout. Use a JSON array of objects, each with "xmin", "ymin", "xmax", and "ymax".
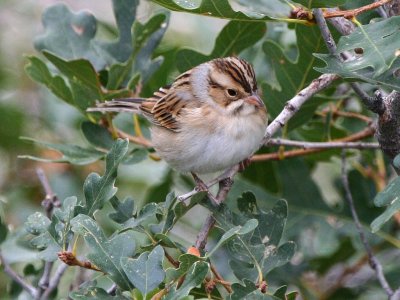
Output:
[{"xmin": 238, "ymin": 158, "xmax": 252, "ymax": 172}]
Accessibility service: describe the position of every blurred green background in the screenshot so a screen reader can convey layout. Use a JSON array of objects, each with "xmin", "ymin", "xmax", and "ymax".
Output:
[{"xmin": 1, "ymin": 1, "xmax": 398, "ymax": 299}]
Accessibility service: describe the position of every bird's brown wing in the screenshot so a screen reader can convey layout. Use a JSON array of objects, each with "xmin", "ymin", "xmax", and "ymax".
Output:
[{"xmin": 141, "ymin": 86, "xmax": 189, "ymax": 132}]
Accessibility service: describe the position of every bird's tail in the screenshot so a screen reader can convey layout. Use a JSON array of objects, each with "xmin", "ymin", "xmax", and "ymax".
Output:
[{"xmin": 87, "ymin": 98, "xmax": 145, "ymax": 113}]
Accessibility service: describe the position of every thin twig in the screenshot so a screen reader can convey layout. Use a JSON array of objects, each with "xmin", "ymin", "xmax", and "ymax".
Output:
[
  {"xmin": 115, "ymin": 128, "xmax": 152, "ymax": 148},
  {"xmin": 254, "ymin": 126, "xmax": 375, "ymax": 161},
  {"xmin": 211, "ymin": 264, "xmax": 232, "ymax": 293},
  {"xmin": 317, "ymin": 109, "xmax": 372, "ymax": 123},
  {"xmin": 266, "ymin": 139, "xmax": 379, "ymax": 149},
  {"xmin": 57, "ymin": 251, "xmax": 101, "ymax": 272},
  {"xmin": 35, "ymin": 168, "xmax": 61, "ymax": 299},
  {"xmin": 36, "ymin": 168, "xmax": 60, "ymax": 217},
  {"xmin": 194, "ymin": 178, "xmax": 235, "ymax": 251},
  {"xmin": 0, "ymin": 252, "xmax": 38, "ymax": 298},
  {"xmin": 341, "ymin": 151, "xmax": 394, "ymax": 298},
  {"xmin": 323, "ymin": 0, "xmax": 393, "ymax": 19},
  {"xmin": 314, "ymin": 8, "xmax": 385, "ymax": 115},
  {"xmin": 41, "ymin": 263, "xmax": 68, "ymax": 300}
]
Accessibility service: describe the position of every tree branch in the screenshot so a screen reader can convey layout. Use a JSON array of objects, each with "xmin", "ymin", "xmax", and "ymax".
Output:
[
  {"xmin": 341, "ymin": 151, "xmax": 394, "ymax": 298},
  {"xmin": 266, "ymin": 138, "xmax": 379, "ymax": 149},
  {"xmin": 254, "ymin": 126, "xmax": 375, "ymax": 162},
  {"xmin": 0, "ymin": 252, "xmax": 38, "ymax": 298},
  {"xmin": 262, "ymin": 73, "xmax": 339, "ymax": 143},
  {"xmin": 35, "ymin": 168, "xmax": 61, "ymax": 299},
  {"xmin": 323, "ymin": 0, "xmax": 394, "ymax": 19},
  {"xmin": 40, "ymin": 263, "xmax": 68, "ymax": 300}
]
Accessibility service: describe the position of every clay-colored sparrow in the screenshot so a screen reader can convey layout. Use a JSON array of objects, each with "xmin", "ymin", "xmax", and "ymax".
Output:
[{"xmin": 88, "ymin": 57, "xmax": 267, "ymax": 175}]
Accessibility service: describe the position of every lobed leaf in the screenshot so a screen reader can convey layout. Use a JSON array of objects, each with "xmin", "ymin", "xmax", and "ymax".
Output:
[
  {"xmin": 164, "ymin": 261, "xmax": 209, "ymax": 300},
  {"xmin": 207, "ymin": 194, "xmax": 295, "ymax": 282},
  {"xmin": 109, "ymin": 196, "xmax": 136, "ymax": 224},
  {"xmin": 77, "ymin": 138, "xmax": 129, "ymax": 216},
  {"xmin": 315, "ymin": 17, "xmax": 400, "ymax": 91},
  {"xmin": 34, "ymin": 1, "xmax": 137, "ymax": 69},
  {"xmin": 25, "ymin": 212, "xmax": 62, "ymax": 261},
  {"xmin": 71, "ymin": 214, "xmax": 136, "ymax": 290},
  {"xmin": 121, "ymin": 245, "xmax": 165, "ymax": 297}
]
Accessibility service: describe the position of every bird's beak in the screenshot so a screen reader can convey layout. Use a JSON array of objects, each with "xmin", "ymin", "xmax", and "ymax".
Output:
[{"xmin": 243, "ymin": 94, "xmax": 264, "ymax": 108}]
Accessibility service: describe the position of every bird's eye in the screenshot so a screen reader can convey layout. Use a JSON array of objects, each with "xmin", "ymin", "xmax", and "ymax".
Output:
[{"xmin": 227, "ymin": 89, "xmax": 238, "ymax": 97}]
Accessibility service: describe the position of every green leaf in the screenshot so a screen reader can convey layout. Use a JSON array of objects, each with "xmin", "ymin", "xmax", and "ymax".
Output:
[
  {"xmin": 34, "ymin": 1, "xmax": 137, "ymax": 68},
  {"xmin": 109, "ymin": 196, "xmax": 135, "ymax": 224},
  {"xmin": 122, "ymin": 202, "xmax": 159, "ymax": 232},
  {"xmin": 43, "ymin": 51, "xmax": 103, "ymax": 110},
  {"xmin": 206, "ymin": 219, "xmax": 258, "ymax": 258},
  {"xmin": 371, "ymin": 176, "xmax": 400, "ymax": 232},
  {"xmin": 81, "ymin": 121, "xmax": 114, "ymax": 150},
  {"xmin": 24, "ymin": 212, "xmax": 62, "ymax": 261},
  {"xmin": 292, "ymin": 0, "xmax": 346, "ymax": 8},
  {"xmin": 230, "ymin": 279, "xmax": 278, "ymax": 299},
  {"xmin": 207, "ymin": 195, "xmax": 295, "ymax": 282},
  {"xmin": 107, "ymin": 13, "xmax": 168, "ymax": 89},
  {"xmin": 152, "ymin": 0, "xmax": 277, "ymax": 21},
  {"xmin": 25, "ymin": 56, "xmax": 73, "ymax": 105},
  {"xmin": 122, "ymin": 148, "xmax": 148, "ymax": 165},
  {"xmin": 165, "ymin": 254, "xmax": 202, "ymax": 282},
  {"xmin": 77, "ymin": 138, "xmax": 129, "ymax": 216},
  {"xmin": 315, "ymin": 17, "xmax": 400, "ymax": 91},
  {"xmin": 121, "ymin": 245, "xmax": 165, "ymax": 297},
  {"xmin": 19, "ymin": 137, "xmax": 105, "ymax": 165},
  {"xmin": 53, "ymin": 196, "xmax": 78, "ymax": 250},
  {"xmin": 70, "ymin": 287, "xmax": 130, "ymax": 299},
  {"xmin": 262, "ymin": 25, "xmax": 328, "ymax": 129},
  {"xmin": 164, "ymin": 261, "xmax": 209, "ymax": 300},
  {"xmin": 176, "ymin": 20, "xmax": 266, "ymax": 72},
  {"xmin": 71, "ymin": 214, "xmax": 135, "ymax": 290}
]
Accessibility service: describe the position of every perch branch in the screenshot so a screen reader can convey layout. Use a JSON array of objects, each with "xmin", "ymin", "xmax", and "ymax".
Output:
[
  {"xmin": 341, "ymin": 151, "xmax": 394, "ymax": 298},
  {"xmin": 262, "ymin": 73, "xmax": 339, "ymax": 143},
  {"xmin": 266, "ymin": 139, "xmax": 379, "ymax": 149},
  {"xmin": 0, "ymin": 252, "xmax": 38, "ymax": 298},
  {"xmin": 254, "ymin": 126, "xmax": 375, "ymax": 161}
]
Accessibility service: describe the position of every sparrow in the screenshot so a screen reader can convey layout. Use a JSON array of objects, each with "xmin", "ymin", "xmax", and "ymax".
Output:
[{"xmin": 88, "ymin": 57, "xmax": 267, "ymax": 177}]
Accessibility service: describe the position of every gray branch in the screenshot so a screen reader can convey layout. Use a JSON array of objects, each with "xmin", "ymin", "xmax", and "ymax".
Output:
[
  {"xmin": 0, "ymin": 252, "xmax": 38, "ymax": 298},
  {"xmin": 40, "ymin": 263, "xmax": 68, "ymax": 300},
  {"xmin": 267, "ymin": 138, "xmax": 379, "ymax": 149},
  {"xmin": 262, "ymin": 73, "xmax": 338, "ymax": 143},
  {"xmin": 341, "ymin": 152, "xmax": 395, "ymax": 298}
]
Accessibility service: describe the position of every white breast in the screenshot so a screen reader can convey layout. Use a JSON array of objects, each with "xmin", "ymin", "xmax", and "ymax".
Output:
[{"xmin": 151, "ymin": 107, "xmax": 267, "ymax": 174}]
